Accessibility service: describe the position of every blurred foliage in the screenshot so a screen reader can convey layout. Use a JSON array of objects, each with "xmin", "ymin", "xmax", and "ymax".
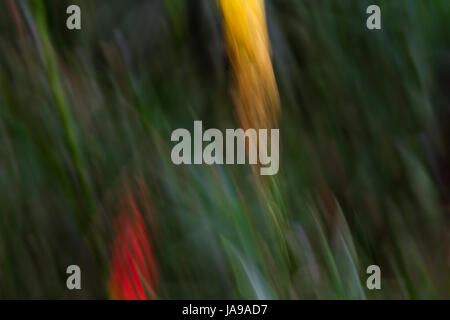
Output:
[{"xmin": 0, "ymin": 0, "xmax": 449, "ymax": 299}]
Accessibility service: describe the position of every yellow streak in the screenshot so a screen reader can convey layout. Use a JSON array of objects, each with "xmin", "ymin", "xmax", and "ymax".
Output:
[{"xmin": 220, "ymin": 0, "xmax": 280, "ymax": 130}]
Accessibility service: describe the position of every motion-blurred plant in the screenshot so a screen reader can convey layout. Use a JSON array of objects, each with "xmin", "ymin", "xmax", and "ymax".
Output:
[{"xmin": 0, "ymin": 0, "xmax": 449, "ymax": 299}]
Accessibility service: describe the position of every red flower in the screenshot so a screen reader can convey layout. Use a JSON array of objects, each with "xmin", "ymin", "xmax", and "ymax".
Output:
[{"xmin": 108, "ymin": 192, "xmax": 158, "ymax": 300}]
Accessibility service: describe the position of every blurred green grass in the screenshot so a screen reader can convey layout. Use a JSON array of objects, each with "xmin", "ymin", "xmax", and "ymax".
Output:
[{"xmin": 0, "ymin": 0, "xmax": 449, "ymax": 299}]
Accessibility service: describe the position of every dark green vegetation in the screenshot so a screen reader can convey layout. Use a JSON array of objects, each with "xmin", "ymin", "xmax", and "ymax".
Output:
[{"xmin": 0, "ymin": 0, "xmax": 449, "ymax": 299}]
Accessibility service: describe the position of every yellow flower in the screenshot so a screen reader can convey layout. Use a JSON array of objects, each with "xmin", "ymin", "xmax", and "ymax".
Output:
[{"xmin": 219, "ymin": 0, "xmax": 280, "ymax": 130}]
